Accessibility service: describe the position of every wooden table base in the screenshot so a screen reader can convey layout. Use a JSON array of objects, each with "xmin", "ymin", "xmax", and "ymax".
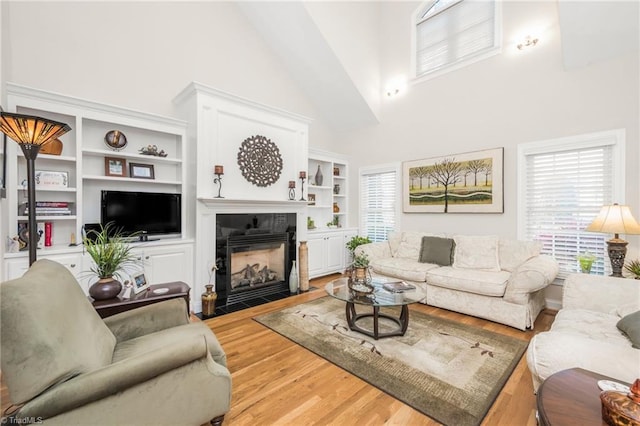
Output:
[{"xmin": 345, "ymin": 302, "xmax": 409, "ymax": 340}]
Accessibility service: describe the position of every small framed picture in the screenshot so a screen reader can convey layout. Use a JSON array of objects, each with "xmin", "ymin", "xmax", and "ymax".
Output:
[
  {"xmin": 131, "ymin": 272, "xmax": 149, "ymax": 294},
  {"xmin": 105, "ymin": 157, "xmax": 127, "ymax": 177},
  {"xmin": 308, "ymin": 193, "xmax": 316, "ymax": 206},
  {"xmin": 129, "ymin": 163, "xmax": 155, "ymax": 179}
]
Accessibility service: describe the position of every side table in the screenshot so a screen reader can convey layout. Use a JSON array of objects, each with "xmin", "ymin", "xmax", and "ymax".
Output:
[
  {"xmin": 91, "ymin": 281, "xmax": 191, "ymax": 318},
  {"xmin": 537, "ymin": 368, "xmax": 631, "ymax": 426}
]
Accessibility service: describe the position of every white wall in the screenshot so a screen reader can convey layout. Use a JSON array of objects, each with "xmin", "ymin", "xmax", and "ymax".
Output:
[
  {"xmin": 341, "ymin": 1, "xmax": 639, "ymax": 245},
  {"xmin": 1, "ymin": 1, "xmax": 336, "ymax": 149}
]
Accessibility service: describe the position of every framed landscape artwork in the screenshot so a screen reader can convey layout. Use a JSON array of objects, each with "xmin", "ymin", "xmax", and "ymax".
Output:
[{"xmin": 403, "ymin": 147, "xmax": 504, "ymax": 213}]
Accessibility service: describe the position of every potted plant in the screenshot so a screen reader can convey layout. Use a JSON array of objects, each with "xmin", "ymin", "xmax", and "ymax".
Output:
[
  {"xmin": 624, "ymin": 259, "xmax": 640, "ymax": 279},
  {"xmin": 346, "ymin": 235, "xmax": 372, "ymax": 257},
  {"xmin": 83, "ymin": 222, "xmax": 140, "ymax": 300},
  {"xmin": 577, "ymin": 252, "xmax": 597, "ymax": 274},
  {"xmin": 351, "ymin": 252, "xmax": 371, "ymax": 283}
]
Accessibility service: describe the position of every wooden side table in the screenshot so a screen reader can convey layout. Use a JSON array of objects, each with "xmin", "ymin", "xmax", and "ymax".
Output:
[
  {"xmin": 91, "ymin": 281, "xmax": 191, "ymax": 318},
  {"xmin": 537, "ymin": 368, "xmax": 631, "ymax": 426}
]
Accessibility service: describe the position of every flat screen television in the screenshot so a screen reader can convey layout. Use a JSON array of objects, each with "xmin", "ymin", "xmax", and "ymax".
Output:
[{"xmin": 101, "ymin": 190, "xmax": 181, "ymax": 239}]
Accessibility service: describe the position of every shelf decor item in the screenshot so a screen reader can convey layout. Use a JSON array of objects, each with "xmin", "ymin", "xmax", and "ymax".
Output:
[
  {"xmin": 213, "ymin": 165, "xmax": 224, "ymax": 198},
  {"xmin": 299, "ymin": 171, "xmax": 306, "ymax": 201},
  {"xmin": 201, "ymin": 284, "xmax": 217, "ymax": 318},
  {"xmin": 104, "ymin": 130, "xmax": 127, "ymax": 150},
  {"xmin": 333, "ymin": 183, "xmax": 340, "ymax": 194},
  {"xmin": 0, "ymin": 111, "xmax": 71, "ymax": 265},
  {"xmin": 314, "ymin": 164, "xmax": 323, "ymax": 186},
  {"xmin": 105, "ymin": 156, "xmax": 127, "ymax": 177},
  {"xmin": 333, "ymin": 166, "xmax": 340, "ymax": 176},
  {"xmin": 129, "ymin": 163, "xmax": 155, "ymax": 179},
  {"xmin": 288, "ymin": 180, "xmax": 295, "ymax": 201},
  {"xmin": 35, "ymin": 170, "xmax": 68, "ymax": 188},
  {"xmin": 333, "ymin": 202, "xmax": 340, "ymax": 213},
  {"xmin": 577, "ymin": 252, "xmax": 596, "ymax": 273},
  {"xmin": 138, "ymin": 144, "xmax": 167, "ymax": 157},
  {"xmin": 585, "ymin": 203, "xmax": 640, "ymax": 277},
  {"xmin": 237, "ymin": 135, "xmax": 283, "ymax": 187},
  {"xmin": 83, "ymin": 222, "xmax": 139, "ymax": 300}
]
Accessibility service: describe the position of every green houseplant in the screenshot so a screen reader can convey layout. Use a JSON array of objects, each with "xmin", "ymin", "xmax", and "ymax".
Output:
[
  {"xmin": 345, "ymin": 235, "xmax": 372, "ymax": 257},
  {"xmin": 624, "ymin": 259, "xmax": 640, "ymax": 279},
  {"xmin": 577, "ymin": 252, "xmax": 597, "ymax": 274},
  {"xmin": 83, "ymin": 222, "xmax": 139, "ymax": 300}
]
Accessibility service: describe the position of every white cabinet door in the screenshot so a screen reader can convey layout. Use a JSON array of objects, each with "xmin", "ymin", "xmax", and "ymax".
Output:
[
  {"xmin": 5, "ymin": 253, "xmax": 84, "ymax": 289},
  {"xmin": 306, "ymin": 235, "xmax": 326, "ymax": 278},
  {"xmin": 141, "ymin": 244, "xmax": 194, "ymax": 285},
  {"xmin": 325, "ymin": 233, "xmax": 344, "ymax": 272}
]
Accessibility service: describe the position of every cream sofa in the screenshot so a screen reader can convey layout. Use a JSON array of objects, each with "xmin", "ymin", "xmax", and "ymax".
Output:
[
  {"xmin": 526, "ymin": 273, "xmax": 640, "ymax": 391},
  {"xmin": 355, "ymin": 232, "xmax": 559, "ymax": 330}
]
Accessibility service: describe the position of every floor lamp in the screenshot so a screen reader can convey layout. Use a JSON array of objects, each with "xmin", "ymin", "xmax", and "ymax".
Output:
[
  {"xmin": 0, "ymin": 112, "xmax": 71, "ymax": 266},
  {"xmin": 585, "ymin": 203, "xmax": 640, "ymax": 277}
]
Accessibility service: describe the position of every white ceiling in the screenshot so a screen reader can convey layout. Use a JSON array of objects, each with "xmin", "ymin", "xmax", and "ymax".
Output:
[{"xmin": 240, "ymin": 1, "xmax": 639, "ymax": 131}]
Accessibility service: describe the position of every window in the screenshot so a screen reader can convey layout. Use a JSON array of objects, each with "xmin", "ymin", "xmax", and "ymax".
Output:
[
  {"xmin": 413, "ymin": 0, "xmax": 501, "ymax": 79},
  {"xmin": 517, "ymin": 129, "xmax": 626, "ymax": 280},
  {"xmin": 359, "ymin": 165, "xmax": 400, "ymax": 242}
]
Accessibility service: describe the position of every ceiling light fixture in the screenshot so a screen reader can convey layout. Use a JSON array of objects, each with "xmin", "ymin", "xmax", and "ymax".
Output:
[{"xmin": 517, "ymin": 35, "xmax": 539, "ymax": 50}]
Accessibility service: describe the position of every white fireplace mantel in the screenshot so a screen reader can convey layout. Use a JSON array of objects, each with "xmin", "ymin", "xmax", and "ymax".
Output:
[{"xmin": 198, "ymin": 198, "xmax": 308, "ymax": 208}]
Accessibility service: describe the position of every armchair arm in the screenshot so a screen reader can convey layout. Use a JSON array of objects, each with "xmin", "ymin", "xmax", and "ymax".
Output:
[
  {"xmin": 355, "ymin": 241, "xmax": 391, "ymax": 262},
  {"xmin": 103, "ymin": 298, "xmax": 190, "ymax": 343},
  {"xmin": 503, "ymin": 255, "xmax": 559, "ymax": 304},
  {"xmin": 563, "ymin": 273, "xmax": 640, "ymax": 314},
  {"xmin": 19, "ymin": 335, "xmax": 212, "ymax": 420}
]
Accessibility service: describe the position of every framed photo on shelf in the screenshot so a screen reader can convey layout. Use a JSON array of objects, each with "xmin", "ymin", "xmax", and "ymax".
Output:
[
  {"xmin": 129, "ymin": 163, "xmax": 155, "ymax": 179},
  {"xmin": 307, "ymin": 193, "xmax": 316, "ymax": 206},
  {"xmin": 105, "ymin": 157, "xmax": 127, "ymax": 177},
  {"xmin": 131, "ymin": 272, "xmax": 149, "ymax": 294}
]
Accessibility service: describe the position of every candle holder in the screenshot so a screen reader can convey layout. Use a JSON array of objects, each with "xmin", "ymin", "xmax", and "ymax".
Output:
[
  {"xmin": 213, "ymin": 173, "xmax": 224, "ymax": 198},
  {"xmin": 288, "ymin": 181, "xmax": 296, "ymax": 201},
  {"xmin": 299, "ymin": 176, "xmax": 306, "ymax": 201}
]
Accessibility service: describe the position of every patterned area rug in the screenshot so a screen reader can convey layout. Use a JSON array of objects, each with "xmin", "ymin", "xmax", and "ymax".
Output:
[{"xmin": 254, "ymin": 297, "xmax": 528, "ymax": 426}]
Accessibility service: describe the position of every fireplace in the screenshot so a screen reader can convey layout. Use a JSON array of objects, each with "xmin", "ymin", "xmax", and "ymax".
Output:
[{"xmin": 216, "ymin": 213, "xmax": 296, "ymax": 305}]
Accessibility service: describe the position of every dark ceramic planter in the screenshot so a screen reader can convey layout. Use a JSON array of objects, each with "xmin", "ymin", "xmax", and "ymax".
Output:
[{"xmin": 89, "ymin": 277, "xmax": 122, "ymax": 300}]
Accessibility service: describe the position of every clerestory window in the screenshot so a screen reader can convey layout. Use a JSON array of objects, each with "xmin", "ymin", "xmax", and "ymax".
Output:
[{"xmin": 413, "ymin": 0, "xmax": 501, "ymax": 79}]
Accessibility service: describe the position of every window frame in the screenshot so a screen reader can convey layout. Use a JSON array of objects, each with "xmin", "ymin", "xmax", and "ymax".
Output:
[
  {"xmin": 517, "ymin": 128, "xmax": 626, "ymax": 281},
  {"xmin": 410, "ymin": 0, "xmax": 502, "ymax": 82},
  {"xmin": 359, "ymin": 163, "xmax": 402, "ymax": 242}
]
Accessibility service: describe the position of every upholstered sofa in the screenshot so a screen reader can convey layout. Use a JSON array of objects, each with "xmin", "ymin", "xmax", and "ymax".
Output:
[
  {"xmin": 526, "ymin": 273, "xmax": 640, "ymax": 391},
  {"xmin": 0, "ymin": 259, "xmax": 232, "ymax": 425},
  {"xmin": 355, "ymin": 232, "xmax": 559, "ymax": 330}
]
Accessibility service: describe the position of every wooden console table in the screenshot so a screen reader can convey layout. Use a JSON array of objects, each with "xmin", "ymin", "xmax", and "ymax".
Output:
[
  {"xmin": 537, "ymin": 368, "xmax": 631, "ymax": 426},
  {"xmin": 91, "ymin": 281, "xmax": 191, "ymax": 318}
]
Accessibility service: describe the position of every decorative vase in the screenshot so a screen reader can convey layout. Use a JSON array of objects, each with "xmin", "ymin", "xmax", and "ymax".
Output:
[
  {"xmin": 600, "ymin": 378, "xmax": 640, "ymax": 426},
  {"xmin": 299, "ymin": 241, "xmax": 309, "ymax": 292},
  {"xmin": 333, "ymin": 202, "xmax": 340, "ymax": 213},
  {"xmin": 333, "ymin": 184, "xmax": 340, "ymax": 194},
  {"xmin": 289, "ymin": 260, "xmax": 299, "ymax": 294},
  {"xmin": 89, "ymin": 277, "xmax": 122, "ymax": 300},
  {"xmin": 201, "ymin": 284, "xmax": 217, "ymax": 318},
  {"xmin": 314, "ymin": 165, "xmax": 323, "ymax": 186}
]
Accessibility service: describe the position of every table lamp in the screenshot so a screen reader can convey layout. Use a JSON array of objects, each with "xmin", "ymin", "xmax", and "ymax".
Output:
[
  {"xmin": 585, "ymin": 203, "xmax": 640, "ymax": 277},
  {"xmin": 0, "ymin": 111, "xmax": 71, "ymax": 265}
]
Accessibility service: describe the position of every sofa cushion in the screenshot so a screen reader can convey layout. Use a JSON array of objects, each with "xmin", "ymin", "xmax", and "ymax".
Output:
[
  {"xmin": 395, "ymin": 231, "xmax": 437, "ymax": 260},
  {"xmin": 419, "ymin": 236, "xmax": 455, "ymax": 266},
  {"xmin": 388, "ymin": 231, "xmax": 402, "ymax": 257},
  {"xmin": 371, "ymin": 257, "xmax": 439, "ymax": 282},
  {"xmin": 426, "ymin": 266, "xmax": 510, "ymax": 297},
  {"xmin": 453, "ymin": 235, "xmax": 501, "ymax": 271},
  {"xmin": 551, "ymin": 309, "xmax": 632, "ymax": 348},
  {"xmin": 617, "ymin": 310, "xmax": 640, "ymax": 349},
  {"xmin": 498, "ymin": 239, "xmax": 541, "ymax": 272}
]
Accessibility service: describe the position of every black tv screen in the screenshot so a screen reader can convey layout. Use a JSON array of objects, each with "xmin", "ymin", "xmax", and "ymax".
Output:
[{"xmin": 101, "ymin": 190, "xmax": 181, "ymax": 237}]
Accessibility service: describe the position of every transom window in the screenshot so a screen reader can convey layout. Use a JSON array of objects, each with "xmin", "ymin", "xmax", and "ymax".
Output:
[{"xmin": 413, "ymin": 0, "xmax": 501, "ymax": 79}]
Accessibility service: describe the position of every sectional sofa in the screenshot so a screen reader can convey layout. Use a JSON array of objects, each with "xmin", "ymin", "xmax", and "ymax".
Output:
[{"xmin": 355, "ymin": 232, "xmax": 559, "ymax": 330}]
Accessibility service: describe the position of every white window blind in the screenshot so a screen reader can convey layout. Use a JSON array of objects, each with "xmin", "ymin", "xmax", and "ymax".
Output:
[
  {"xmin": 415, "ymin": 0, "xmax": 498, "ymax": 77},
  {"xmin": 523, "ymin": 146, "xmax": 615, "ymax": 279},
  {"xmin": 360, "ymin": 169, "xmax": 397, "ymax": 242}
]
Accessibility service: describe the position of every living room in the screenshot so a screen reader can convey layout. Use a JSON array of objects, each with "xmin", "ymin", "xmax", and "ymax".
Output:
[{"xmin": 1, "ymin": 1, "xmax": 639, "ymax": 425}]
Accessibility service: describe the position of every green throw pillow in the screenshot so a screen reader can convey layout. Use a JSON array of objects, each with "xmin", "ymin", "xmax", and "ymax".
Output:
[
  {"xmin": 419, "ymin": 236, "xmax": 455, "ymax": 266},
  {"xmin": 617, "ymin": 310, "xmax": 640, "ymax": 349}
]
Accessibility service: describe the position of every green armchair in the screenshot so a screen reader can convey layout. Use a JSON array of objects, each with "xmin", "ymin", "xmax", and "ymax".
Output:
[{"xmin": 0, "ymin": 259, "xmax": 232, "ymax": 425}]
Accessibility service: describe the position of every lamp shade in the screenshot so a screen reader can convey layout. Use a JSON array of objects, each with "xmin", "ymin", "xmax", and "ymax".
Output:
[
  {"xmin": 585, "ymin": 204, "xmax": 640, "ymax": 235},
  {"xmin": 0, "ymin": 112, "xmax": 71, "ymax": 146}
]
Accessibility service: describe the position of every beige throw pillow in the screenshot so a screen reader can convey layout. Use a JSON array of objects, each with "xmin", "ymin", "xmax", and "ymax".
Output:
[{"xmin": 453, "ymin": 235, "xmax": 501, "ymax": 271}]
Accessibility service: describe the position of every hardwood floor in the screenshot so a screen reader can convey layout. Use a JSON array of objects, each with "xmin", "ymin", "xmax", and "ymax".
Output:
[
  {"xmin": 0, "ymin": 274, "xmax": 556, "ymax": 425},
  {"xmin": 207, "ymin": 274, "xmax": 556, "ymax": 425}
]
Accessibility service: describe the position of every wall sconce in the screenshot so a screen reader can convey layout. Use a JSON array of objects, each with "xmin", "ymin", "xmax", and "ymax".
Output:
[{"xmin": 517, "ymin": 35, "xmax": 539, "ymax": 50}]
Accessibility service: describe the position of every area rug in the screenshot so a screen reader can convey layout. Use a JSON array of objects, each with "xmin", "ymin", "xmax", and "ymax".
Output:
[{"xmin": 254, "ymin": 296, "xmax": 528, "ymax": 426}]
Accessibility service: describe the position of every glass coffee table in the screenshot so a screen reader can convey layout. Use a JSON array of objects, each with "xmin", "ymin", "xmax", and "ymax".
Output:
[{"xmin": 325, "ymin": 277, "xmax": 426, "ymax": 340}]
